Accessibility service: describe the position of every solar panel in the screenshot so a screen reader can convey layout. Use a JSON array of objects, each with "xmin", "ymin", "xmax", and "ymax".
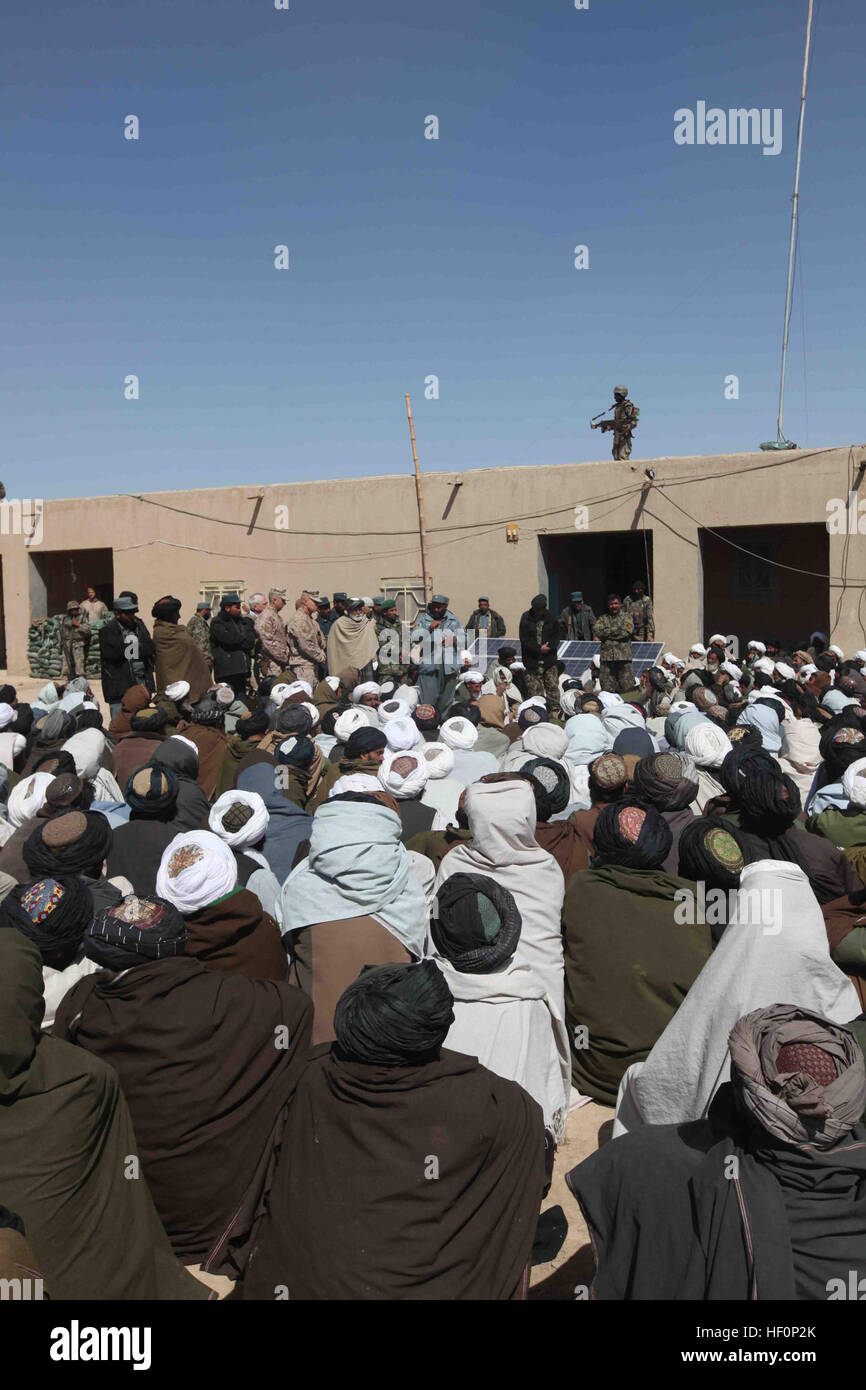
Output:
[
  {"xmin": 466, "ymin": 635, "xmax": 521, "ymax": 663},
  {"xmin": 467, "ymin": 635, "xmax": 665, "ymax": 681}
]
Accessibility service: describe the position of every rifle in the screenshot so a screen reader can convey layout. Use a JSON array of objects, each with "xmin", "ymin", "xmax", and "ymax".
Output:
[{"xmin": 590, "ymin": 402, "xmax": 639, "ymax": 434}]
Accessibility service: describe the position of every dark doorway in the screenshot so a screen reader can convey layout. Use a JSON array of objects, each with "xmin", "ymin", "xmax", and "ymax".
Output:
[
  {"xmin": 699, "ymin": 523, "xmax": 828, "ymax": 653},
  {"xmin": 29, "ymin": 548, "xmax": 114, "ymax": 620},
  {"xmin": 540, "ymin": 530, "xmax": 654, "ymax": 619}
]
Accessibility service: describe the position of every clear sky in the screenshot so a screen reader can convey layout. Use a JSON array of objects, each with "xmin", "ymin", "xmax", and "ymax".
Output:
[{"xmin": 3, "ymin": 0, "xmax": 863, "ymax": 498}]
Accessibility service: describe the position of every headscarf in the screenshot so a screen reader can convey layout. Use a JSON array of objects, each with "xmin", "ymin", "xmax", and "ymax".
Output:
[
  {"xmin": 563, "ymin": 714, "xmax": 612, "ymax": 766},
  {"xmin": 431, "ymin": 873, "xmax": 522, "ymax": 973},
  {"xmin": 591, "ymin": 800, "xmax": 673, "ymax": 871},
  {"xmin": 378, "ymin": 750, "xmax": 430, "ymax": 799},
  {"xmin": 520, "ymin": 757, "xmax": 571, "ymax": 819},
  {"xmin": 600, "ymin": 703, "xmax": 646, "ymax": 740},
  {"xmin": 1, "ymin": 875, "xmax": 92, "ymax": 959},
  {"xmin": 735, "ymin": 703, "xmax": 783, "ymax": 752},
  {"xmin": 333, "ymin": 960, "xmax": 454, "ymax": 1066},
  {"xmin": 677, "ymin": 817, "xmax": 746, "ymax": 889},
  {"xmin": 23, "ymin": 811, "xmax": 112, "ymax": 878},
  {"xmin": 85, "ymin": 893, "xmax": 187, "ymax": 972},
  {"xmin": 155, "ymin": 831, "xmax": 239, "ymax": 914},
  {"xmin": 822, "ymin": 689, "xmax": 860, "ymax": 715},
  {"xmin": 208, "ymin": 790, "xmax": 269, "ymax": 849},
  {"xmin": 125, "ymin": 765, "xmax": 179, "ymax": 818},
  {"xmin": 7, "ymin": 772, "xmax": 54, "ymax": 827},
  {"xmin": 841, "ymin": 756, "xmax": 866, "ymax": 809},
  {"xmin": 729, "ymin": 1004, "xmax": 866, "ymax": 1151},
  {"xmin": 522, "ymin": 723, "xmax": 568, "ymax": 761},
  {"xmin": 683, "ymin": 721, "xmax": 733, "ymax": 770},
  {"xmin": 281, "ymin": 799, "xmax": 427, "ymax": 957},
  {"xmin": 440, "ymin": 717, "xmax": 478, "ymax": 751},
  {"xmin": 631, "ymin": 750, "xmax": 698, "ymax": 811},
  {"xmin": 418, "ymin": 743, "xmax": 455, "ymax": 779},
  {"xmin": 383, "ymin": 717, "xmax": 421, "ymax": 752},
  {"xmin": 329, "ymin": 774, "xmax": 381, "ymax": 797}
]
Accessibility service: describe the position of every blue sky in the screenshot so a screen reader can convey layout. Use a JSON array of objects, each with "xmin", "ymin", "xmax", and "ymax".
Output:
[{"xmin": 3, "ymin": 0, "xmax": 863, "ymax": 497}]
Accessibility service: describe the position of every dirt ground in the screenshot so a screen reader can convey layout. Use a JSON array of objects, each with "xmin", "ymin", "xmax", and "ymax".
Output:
[{"xmin": 529, "ymin": 1099, "xmax": 613, "ymax": 1299}]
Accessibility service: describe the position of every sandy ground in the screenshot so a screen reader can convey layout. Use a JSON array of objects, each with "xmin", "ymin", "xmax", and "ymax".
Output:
[
  {"xmin": 529, "ymin": 1099, "xmax": 614, "ymax": 1299},
  {"xmin": 10, "ymin": 667, "xmax": 613, "ymax": 1301}
]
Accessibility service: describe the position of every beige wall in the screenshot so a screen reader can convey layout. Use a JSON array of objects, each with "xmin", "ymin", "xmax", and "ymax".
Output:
[{"xmin": 2, "ymin": 444, "xmax": 865, "ymax": 672}]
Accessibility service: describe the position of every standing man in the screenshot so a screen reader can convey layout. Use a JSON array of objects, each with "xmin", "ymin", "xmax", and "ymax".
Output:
[
  {"xmin": 187, "ymin": 602, "xmax": 212, "ymax": 669},
  {"xmin": 254, "ymin": 588, "xmax": 290, "ymax": 680},
  {"xmin": 558, "ymin": 590, "xmax": 597, "ymax": 641},
  {"xmin": 150, "ymin": 595, "xmax": 211, "ymax": 703},
  {"xmin": 286, "ymin": 592, "xmax": 327, "ymax": 689},
  {"xmin": 332, "ymin": 593, "xmax": 349, "ymax": 622},
  {"xmin": 518, "ymin": 595, "xmax": 562, "ymax": 711},
  {"xmin": 590, "ymin": 386, "xmax": 639, "ymax": 461},
  {"xmin": 593, "ymin": 594, "xmax": 636, "ymax": 694},
  {"xmin": 411, "ymin": 594, "xmax": 463, "ymax": 714},
  {"xmin": 99, "ymin": 595, "xmax": 156, "ymax": 717},
  {"xmin": 60, "ymin": 600, "xmax": 90, "ymax": 678},
  {"xmin": 623, "ymin": 581, "xmax": 655, "ymax": 641},
  {"xmin": 316, "ymin": 597, "xmax": 335, "ymax": 642},
  {"xmin": 375, "ymin": 598, "xmax": 405, "ymax": 685},
  {"xmin": 79, "ymin": 585, "xmax": 108, "ymax": 625},
  {"xmin": 464, "ymin": 596, "xmax": 506, "ymax": 639},
  {"xmin": 209, "ymin": 592, "xmax": 255, "ymax": 699}
]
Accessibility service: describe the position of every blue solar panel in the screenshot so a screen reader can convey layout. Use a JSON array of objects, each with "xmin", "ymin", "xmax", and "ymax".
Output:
[{"xmin": 467, "ymin": 636, "xmax": 665, "ymax": 680}]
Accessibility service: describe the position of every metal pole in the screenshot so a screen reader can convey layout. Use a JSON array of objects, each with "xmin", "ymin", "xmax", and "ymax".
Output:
[
  {"xmin": 405, "ymin": 393, "xmax": 432, "ymax": 602},
  {"xmin": 776, "ymin": 0, "xmax": 814, "ymax": 444}
]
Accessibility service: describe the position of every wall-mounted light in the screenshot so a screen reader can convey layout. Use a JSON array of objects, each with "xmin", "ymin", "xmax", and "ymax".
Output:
[{"xmin": 506, "ymin": 524, "xmax": 519, "ymax": 543}]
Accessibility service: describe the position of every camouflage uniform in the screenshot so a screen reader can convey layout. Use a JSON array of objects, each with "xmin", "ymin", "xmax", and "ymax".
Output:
[
  {"xmin": 524, "ymin": 618, "xmax": 561, "ymax": 711},
  {"xmin": 598, "ymin": 387, "xmax": 639, "ymax": 461},
  {"xmin": 60, "ymin": 604, "xmax": 90, "ymax": 678},
  {"xmin": 624, "ymin": 593, "xmax": 655, "ymax": 641},
  {"xmin": 186, "ymin": 613, "xmax": 212, "ymax": 662},
  {"xmin": 375, "ymin": 612, "xmax": 405, "ymax": 683},
  {"xmin": 593, "ymin": 611, "xmax": 635, "ymax": 693}
]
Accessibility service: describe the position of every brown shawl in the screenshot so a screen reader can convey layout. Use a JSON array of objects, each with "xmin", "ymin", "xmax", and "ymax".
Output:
[
  {"xmin": 175, "ymin": 722, "xmax": 229, "ymax": 800},
  {"xmin": 289, "ymin": 915, "xmax": 412, "ymax": 1045},
  {"xmin": 54, "ymin": 958, "xmax": 313, "ymax": 1277},
  {"xmin": 152, "ymin": 619, "xmax": 212, "ymax": 703},
  {"xmin": 406, "ymin": 825, "xmax": 472, "ymax": 871},
  {"xmin": 236, "ymin": 1045, "xmax": 545, "ymax": 1301},
  {"xmin": 112, "ymin": 734, "xmax": 165, "ymax": 790},
  {"xmin": 535, "ymin": 819, "xmax": 589, "ymax": 882},
  {"xmin": 108, "ymin": 683, "xmax": 152, "ymax": 740},
  {"xmin": 0, "ymin": 931, "xmax": 207, "ymax": 1301},
  {"xmin": 184, "ymin": 886, "xmax": 288, "ymax": 979}
]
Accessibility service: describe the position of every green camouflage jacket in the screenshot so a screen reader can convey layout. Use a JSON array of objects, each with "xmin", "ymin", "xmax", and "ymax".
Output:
[
  {"xmin": 624, "ymin": 594, "xmax": 654, "ymax": 639},
  {"xmin": 593, "ymin": 611, "xmax": 635, "ymax": 661}
]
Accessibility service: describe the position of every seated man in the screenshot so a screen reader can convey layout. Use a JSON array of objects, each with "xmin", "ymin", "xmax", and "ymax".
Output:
[
  {"xmin": 567, "ymin": 1004, "xmax": 866, "ymax": 1300},
  {"xmin": 236, "ymin": 960, "xmax": 546, "ymax": 1300}
]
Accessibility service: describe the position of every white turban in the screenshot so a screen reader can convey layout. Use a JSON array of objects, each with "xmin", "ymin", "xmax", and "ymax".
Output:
[
  {"xmin": 853, "ymin": 650, "xmax": 866, "ymax": 665},
  {"xmin": 828, "ymin": 645, "xmax": 844, "ymax": 659},
  {"xmin": 378, "ymin": 698, "xmax": 410, "ymax": 726},
  {"xmin": 384, "ymin": 717, "xmax": 421, "ymax": 752},
  {"xmin": 463, "ymin": 670, "xmax": 484, "ymax": 684},
  {"xmin": 596, "ymin": 692, "xmax": 623, "ymax": 710},
  {"xmin": 419, "ymin": 742, "xmax": 455, "ymax": 779},
  {"xmin": 334, "ymin": 708, "xmax": 376, "ymax": 742},
  {"xmin": 0, "ymin": 703, "xmax": 14, "ymax": 731},
  {"xmin": 361, "ymin": 597, "xmax": 373, "ymax": 607},
  {"xmin": 747, "ymin": 640, "xmax": 766, "ymax": 655},
  {"xmin": 773, "ymin": 662, "xmax": 795, "ymax": 682},
  {"xmin": 688, "ymin": 643, "xmax": 707, "ymax": 658},
  {"xmin": 393, "ymin": 685, "xmax": 420, "ymax": 711},
  {"xmin": 798, "ymin": 663, "xmax": 817, "ymax": 680},
  {"xmin": 7, "ymin": 772, "xmax": 53, "ymax": 827},
  {"xmin": 559, "ymin": 688, "xmax": 581, "ymax": 718},
  {"xmin": 156, "ymin": 830, "xmax": 238, "ymax": 914},
  {"xmin": 378, "ymin": 681, "xmax": 396, "ymax": 697},
  {"xmin": 708, "ymin": 633, "xmax": 728, "ymax": 648},
  {"xmin": 351, "ymin": 681, "xmax": 380, "ymax": 705},
  {"xmin": 0, "ymin": 733, "xmax": 26, "ymax": 770},
  {"xmin": 523, "ymin": 723, "xmax": 569, "ymax": 759},
  {"xmin": 754, "ymin": 657, "xmax": 775, "ymax": 677},
  {"xmin": 684, "ymin": 722, "xmax": 732, "ymax": 770},
  {"xmin": 516, "ymin": 697, "xmax": 547, "ymax": 718},
  {"xmin": 270, "ymin": 683, "xmax": 292, "ymax": 708},
  {"xmin": 720, "ymin": 661, "xmax": 742, "ymax": 680},
  {"xmin": 842, "ymin": 758, "xmax": 866, "ymax": 809},
  {"xmin": 590, "ymin": 656, "xmax": 600, "ymax": 669},
  {"xmin": 167, "ymin": 734, "xmax": 199, "ymax": 761},
  {"xmin": 286, "ymin": 680, "xmax": 313, "ymax": 699},
  {"xmin": 511, "ymin": 661, "xmax": 527, "ymax": 672},
  {"xmin": 439, "ymin": 716, "xmax": 478, "ymax": 751},
  {"xmin": 329, "ymin": 773, "xmax": 381, "ymax": 797},
  {"xmin": 325, "ymin": 675, "xmax": 341, "ymax": 692},
  {"xmin": 663, "ymin": 652, "xmax": 677, "ymax": 666},
  {"xmin": 301, "ymin": 702, "xmax": 320, "ymax": 727},
  {"xmin": 165, "ymin": 680, "xmax": 190, "ymax": 701},
  {"xmin": 669, "ymin": 700, "xmax": 693, "ymax": 715},
  {"xmin": 378, "ymin": 749, "xmax": 430, "ymax": 799},
  {"xmin": 208, "ymin": 790, "xmax": 270, "ymax": 849}
]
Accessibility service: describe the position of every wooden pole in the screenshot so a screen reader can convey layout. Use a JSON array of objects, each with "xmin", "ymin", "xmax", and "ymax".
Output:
[{"xmin": 405, "ymin": 393, "xmax": 431, "ymax": 602}]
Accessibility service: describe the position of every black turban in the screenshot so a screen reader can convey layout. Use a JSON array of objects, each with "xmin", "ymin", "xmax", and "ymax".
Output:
[
  {"xmin": 276, "ymin": 735, "xmax": 315, "ymax": 769},
  {"xmin": 334, "ymin": 960, "xmax": 455, "ymax": 1066},
  {"xmin": 432, "ymin": 873, "xmax": 522, "ymax": 973},
  {"xmin": 678, "ymin": 816, "xmax": 747, "ymax": 891},
  {"xmin": 1, "ymin": 875, "xmax": 92, "ymax": 964},
  {"xmin": 518, "ymin": 706, "xmax": 549, "ymax": 730},
  {"xmin": 321, "ymin": 705, "xmax": 349, "ymax": 736},
  {"xmin": 130, "ymin": 706, "xmax": 168, "ymax": 734},
  {"xmin": 413, "ymin": 704, "xmax": 440, "ymax": 733},
  {"xmin": 819, "ymin": 718, "xmax": 866, "ymax": 779},
  {"xmin": 631, "ymin": 750, "xmax": 698, "ymax": 811},
  {"xmin": 189, "ymin": 695, "xmax": 224, "ymax": 727},
  {"xmin": 718, "ymin": 745, "xmax": 779, "ymax": 800},
  {"xmin": 447, "ymin": 702, "xmax": 480, "ymax": 727},
  {"xmin": 592, "ymin": 800, "xmax": 673, "ymax": 871},
  {"xmin": 85, "ymin": 892, "xmax": 187, "ymax": 971},
  {"xmin": 719, "ymin": 746, "xmax": 799, "ymax": 823},
  {"xmin": 727, "ymin": 723, "xmax": 763, "ymax": 749},
  {"xmin": 10, "ymin": 704, "xmax": 33, "ymax": 736},
  {"xmin": 520, "ymin": 757, "xmax": 571, "ymax": 819},
  {"xmin": 612, "ymin": 727, "xmax": 655, "ymax": 759},
  {"xmin": 0, "ymin": 684, "xmax": 16, "ymax": 704},
  {"xmin": 23, "ymin": 810, "xmax": 111, "ymax": 878},
  {"xmin": 151, "ymin": 595, "xmax": 182, "ymax": 621},
  {"xmin": 33, "ymin": 749, "xmax": 78, "ymax": 779},
  {"xmin": 345, "ymin": 726, "xmax": 387, "ymax": 759},
  {"xmin": 235, "ymin": 709, "xmax": 269, "ymax": 740},
  {"xmin": 72, "ymin": 707, "xmax": 104, "ymax": 732},
  {"xmin": 125, "ymin": 764, "xmax": 179, "ymax": 817},
  {"xmin": 273, "ymin": 704, "xmax": 313, "ymax": 737},
  {"xmin": 36, "ymin": 709, "xmax": 75, "ymax": 744}
]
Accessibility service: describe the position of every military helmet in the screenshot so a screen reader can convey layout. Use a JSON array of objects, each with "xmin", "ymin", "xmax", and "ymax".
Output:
[{"xmin": 613, "ymin": 385, "xmax": 628, "ymax": 398}]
